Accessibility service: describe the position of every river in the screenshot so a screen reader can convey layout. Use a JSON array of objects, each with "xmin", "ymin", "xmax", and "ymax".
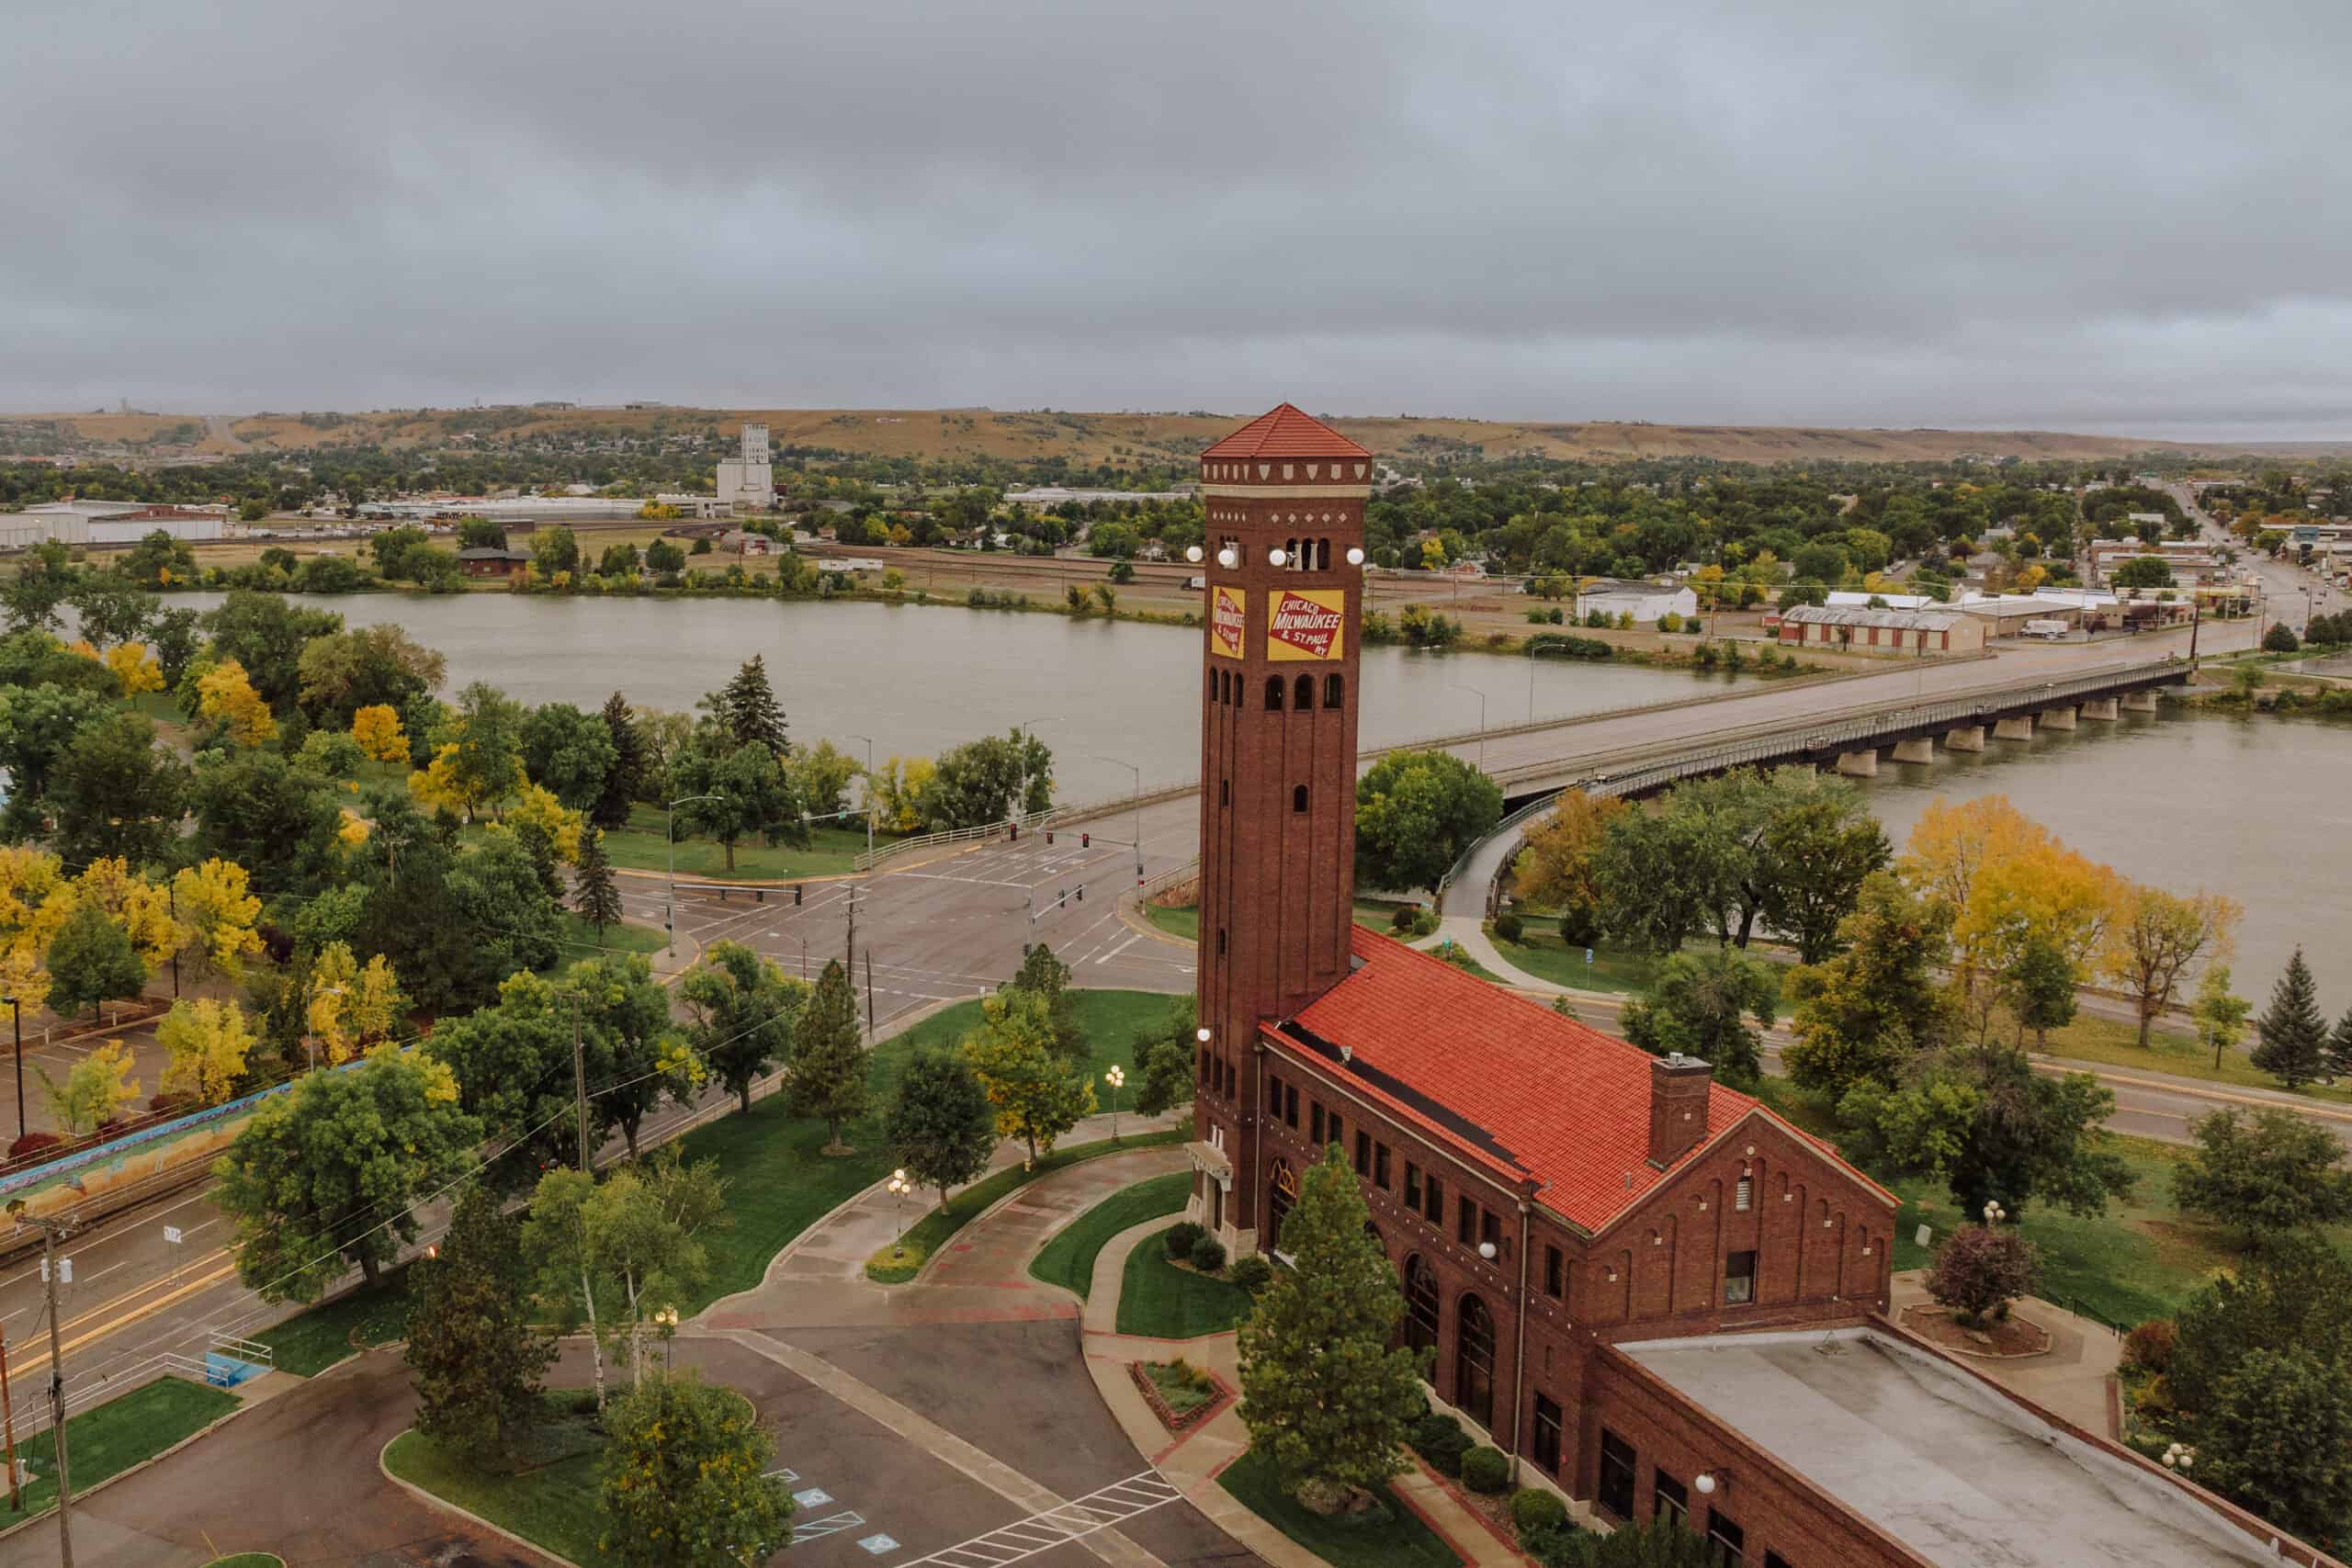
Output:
[{"xmin": 164, "ymin": 592, "xmax": 2352, "ymax": 1011}]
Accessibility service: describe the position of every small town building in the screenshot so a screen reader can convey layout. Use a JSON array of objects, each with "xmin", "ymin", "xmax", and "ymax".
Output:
[
  {"xmin": 1002, "ymin": 485, "xmax": 1196, "ymax": 510},
  {"xmin": 1575, "ymin": 579, "xmax": 1698, "ymax": 624},
  {"xmin": 456, "ymin": 547, "xmax": 532, "ymax": 581},
  {"xmin": 1777, "ymin": 604, "xmax": 1983, "ymax": 654},
  {"xmin": 1825, "ymin": 589, "xmax": 1939, "ymax": 612},
  {"xmin": 716, "ymin": 423, "xmax": 775, "ymax": 513}
]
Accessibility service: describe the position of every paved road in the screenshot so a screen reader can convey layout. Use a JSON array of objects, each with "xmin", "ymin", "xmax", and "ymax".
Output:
[{"xmin": 2174, "ymin": 480, "xmax": 2339, "ymax": 634}]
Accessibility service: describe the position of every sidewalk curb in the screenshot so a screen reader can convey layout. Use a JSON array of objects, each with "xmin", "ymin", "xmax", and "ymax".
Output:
[
  {"xmin": 378, "ymin": 1432, "xmax": 579, "ymax": 1567},
  {"xmin": 0, "ymin": 1378, "xmax": 263, "ymax": 1546}
]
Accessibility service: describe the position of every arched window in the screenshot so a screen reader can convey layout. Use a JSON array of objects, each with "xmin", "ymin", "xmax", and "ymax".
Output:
[
  {"xmin": 1264, "ymin": 676, "xmax": 1283, "ymax": 711},
  {"xmin": 1404, "ymin": 1255, "xmax": 1442, "ymax": 1359},
  {"xmin": 1323, "ymin": 673, "xmax": 1343, "ymax": 708},
  {"xmin": 1267, "ymin": 1157, "xmax": 1299, "ymax": 1254},
  {"xmin": 1295, "ymin": 673, "xmax": 1314, "ymax": 709},
  {"xmin": 1317, "ymin": 538, "xmax": 1331, "ymax": 570},
  {"xmin": 1220, "ymin": 778, "xmax": 1231, "ymax": 807},
  {"xmin": 1292, "ymin": 784, "xmax": 1308, "ymax": 813},
  {"xmin": 1457, "ymin": 1293, "xmax": 1497, "ymax": 1430},
  {"xmin": 1285, "ymin": 537, "xmax": 1299, "ymax": 569}
]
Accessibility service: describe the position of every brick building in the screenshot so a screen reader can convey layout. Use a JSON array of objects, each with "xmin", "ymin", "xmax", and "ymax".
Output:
[{"xmin": 1182, "ymin": 404, "xmax": 2330, "ymax": 1568}]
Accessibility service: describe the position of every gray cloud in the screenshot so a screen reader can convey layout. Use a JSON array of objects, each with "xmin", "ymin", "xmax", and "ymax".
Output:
[{"xmin": 6, "ymin": 0, "xmax": 2350, "ymax": 436}]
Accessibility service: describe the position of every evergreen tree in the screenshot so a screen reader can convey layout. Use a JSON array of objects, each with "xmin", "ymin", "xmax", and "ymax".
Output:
[
  {"xmin": 1006, "ymin": 942, "xmax": 1080, "ymax": 1058},
  {"xmin": 2327, "ymin": 1004, "xmax": 2352, "ymax": 1082},
  {"xmin": 1237, "ymin": 1144, "xmax": 1426, "ymax": 1504},
  {"xmin": 572, "ymin": 827, "xmax": 624, "ymax": 936},
  {"xmin": 2250, "ymin": 949, "xmax": 2328, "ymax": 1089},
  {"xmin": 594, "ymin": 691, "xmax": 643, "ymax": 830},
  {"xmin": 787, "ymin": 959, "xmax": 869, "ymax": 1153},
  {"xmin": 405, "ymin": 1184, "xmax": 557, "ymax": 1463},
  {"xmin": 712, "ymin": 654, "xmax": 788, "ymax": 757},
  {"xmin": 886, "ymin": 1047, "xmax": 997, "ymax": 1209}
]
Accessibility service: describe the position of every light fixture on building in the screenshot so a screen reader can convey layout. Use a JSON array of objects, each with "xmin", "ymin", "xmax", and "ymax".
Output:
[
  {"xmin": 1269, "ymin": 547, "xmax": 1288, "ymax": 567},
  {"xmin": 1696, "ymin": 1471, "xmax": 1728, "ymax": 1496},
  {"xmin": 1186, "ymin": 545, "xmax": 1204, "ymax": 563},
  {"xmin": 1346, "ymin": 546, "xmax": 1365, "ymax": 566},
  {"xmin": 1196, "ymin": 1026, "xmax": 1212, "ymax": 1043},
  {"xmin": 1477, "ymin": 1241, "xmax": 1497, "ymax": 1260},
  {"xmin": 1217, "ymin": 547, "xmax": 1239, "ymax": 569}
]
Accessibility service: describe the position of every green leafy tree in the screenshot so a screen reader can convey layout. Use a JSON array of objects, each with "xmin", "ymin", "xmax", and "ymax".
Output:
[
  {"xmin": 444, "ymin": 832, "xmax": 563, "ymax": 1006},
  {"xmin": 788, "ymin": 960, "xmax": 869, "ymax": 1153},
  {"xmin": 2192, "ymin": 1348, "xmax": 2352, "ymax": 1544},
  {"xmin": 0, "ymin": 680, "xmax": 117, "ymax": 831},
  {"xmin": 34, "ymin": 1039, "xmax": 141, "ymax": 1135},
  {"xmin": 572, "ymin": 826, "xmax": 624, "ymax": 936},
  {"xmin": 2172, "ymin": 1235, "xmax": 2352, "ymax": 1424},
  {"xmin": 3, "ymin": 541, "xmax": 75, "ymax": 633},
  {"xmin": 571, "ymin": 953, "xmax": 700, "ymax": 1157},
  {"xmin": 708, "ymin": 653, "xmax": 789, "ymax": 757},
  {"xmin": 435, "ymin": 681, "xmax": 529, "ymax": 822},
  {"xmin": 961, "ymin": 989, "xmax": 1094, "ymax": 1164},
  {"xmin": 51, "ymin": 710, "xmax": 191, "ymax": 865},
  {"xmin": 1236, "ymin": 1145, "xmax": 1426, "ymax": 1504},
  {"xmin": 530, "ymin": 525, "xmax": 580, "ymax": 580},
  {"xmin": 1836, "ymin": 1047, "xmax": 2130, "ymax": 1220},
  {"xmin": 295, "ymin": 624, "xmax": 446, "ymax": 728},
  {"xmin": 598, "ymin": 1372, "xmax": 792, "ymax": 1568},
  {"xmin": 1750, "ymin": 772, "xmax": 1893, "ymax": 962},
  {"xmin": 673, "ymin": 730, "xmax": 807, "ymax": 873},
  {"xmin": 67, "ymin": 580, "xmax": 159, "ymax": 647},
  {"xmin": 202, "ymin": 589, "xmax": 341, "ymax": 712},
  {"xmin": 2110, "ymin": 556, "xmax": 2174, "ymax": 589},
  {"xmin": 213, "ymin": 1045, "xmax": 481, "ymax": 1299},
  {"xmin": 594, "ymin": 692, "xmax": 647, "ymax": 829},
  {"xmin": 521, "ymin": 700, "xmax": 617, "ymax": 812},
  {"xmin": 1353, "ymin": 749, "xmax": 1503, "ymax": 894},
  {"xmin": 2193, "ymin": 964, "xmax": 2254, "ymax": 1071},
  {"xmin": 2174, "ymin": 1107, "xmax": 2352, "ymax": 1247},
  {"xmin": 1006, "ymin": 942, "xmax": 1080, "ymax": 1057},
  {"xmin": 2249, "ymin": 949, "xmax": 2328, "ymax": 1089},
  {"xmin": 643, "ymin": 537, "xmax": 686, "ymax": 573},
  {"xmin": 189, "ymin": 750, "xmax": 344, "ymax": 897},
  {"xmin": 886, "ymin": 1047, "xmax": 998, "ymax": 1209},
  {"xmin": 1923, "ymin": 1224, "xmax": 2039, "ymax": 1326},
  {"xmin": 147, "ymin": 605, "xmax": 203, "ymax": 687},
  {"xmin": 915, "ymin": 730, "xmax": 1055, "ymax": 829},
  {"xmin": 404, "ymin": 1184, "xmax": 557, "ymax": 1463},
  {"xmin": 2001, "ymin": 933, "xmax": 2077, "ymax": 1050},
  {"xmin": 1132, "ymin": 995, "xmax": 1199, "ymax": 1118},
  {"xmin": 679, "ymin": 941, "xmax": 806, "ymax": 1113},
  {"xmin": 44, "ymin": 898, "xmax": 149, "ymax": 1024},
  {"xmin": 424, "ymin": 967, "xmax": 585, "ymax": 1179},
  {"xmin": 1620, "ymin": 948, "xmax": 1779, "ymax": 1087},
  {"xmin": 458, "ymin": 517, "xmax": 508, "ymax": 551},
  {"xmin": 1782, "ymin": 872, "xmax": 1956, "ymax": 1098},
  {"xmin": 789, "ymin": 739, "xmax": 860, "ymax": 819}
]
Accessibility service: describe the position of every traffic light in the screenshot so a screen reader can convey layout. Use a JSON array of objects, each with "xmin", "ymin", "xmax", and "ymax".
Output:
[
  {"xmin": 793, "ymin": 885, "xmax": 804, "ymax": 906},
  {"xmin": 1077, "ymin": 885, "xmax": 1084, "ymax": 901},
  {"xmin": 1046, "ymin": 829, "xmax": 1055, "ymax": 845},
  {"xmin": 1081, "ymin": 832, "xmax": 1091, "ymax": 849}
]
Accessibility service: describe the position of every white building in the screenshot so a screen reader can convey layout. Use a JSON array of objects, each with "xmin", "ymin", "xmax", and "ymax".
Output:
[
  {"xmin": 717, "ymin": 423, "xmax": 775, "ymax": 513},
  {"xmin": 1575, "ymin": 581, "xmax": 1699, "ymax": 624},
  {"xmin": 1, "ymin": 501, "xmax": 226, "ymax": 548},
  {"xmin": 1825, "ymin": 590, "xmax": 1939, "ymax": 612}
]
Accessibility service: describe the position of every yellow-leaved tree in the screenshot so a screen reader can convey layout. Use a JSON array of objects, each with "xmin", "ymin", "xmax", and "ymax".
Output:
[
  {"xmin": 74, "ymin": 857, "xmax": 176, "ymax": 968},
  {"xmin": 1510, "ymin": 789, "xmax": 1625, "ymax": 924},
  {"xmin": 158, "ymin": 998, "xmax": 257, "ymax": 1106},
  {"xmin": 198, "ymin": 658, "xmax": 278, "ymax": 746},
  {"xmin": 338, "ymin": 807, "xmax": 371, "ymax": 847},
  {"xmin": 351, "ymin": 703, "xmax": 409, "ymax": 763},
  {"xmin": 867, "ymin": 756, "xmax": 936, "ymax": 833},
  {"xmin": 38, "ymin": 1039, "xmax": 141, "ymax": 1135},
  {"xmin": 507, "ymin": 778, "xmax": 583, "ymax": 863},
  {"xmin": 1898, "ymin": 795, "xmax": 2050, "ymax": 918},
  {"xmin": 308, "ymin": 942, "xmax": 406, "ymax": 1064},
  {"xmin": 0, "ymin": 845, "xmax": 70, "ymax": 1016},
  {"xmin": 104, "ymin": 641, "xmax": 165, "ymax": 694},
  {"xmin": 2103, "ymin": 886, "xmax": 2243, "ymax": 1049},
  {"xmin": 170, "ymin": 857, "xmax": 264, "ymax": 984}
]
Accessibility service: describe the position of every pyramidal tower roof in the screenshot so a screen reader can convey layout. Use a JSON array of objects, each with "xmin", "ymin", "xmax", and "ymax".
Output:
[{"xmin": 1200, "ymin": 402, "xmax": 1372, "ymax": 461}]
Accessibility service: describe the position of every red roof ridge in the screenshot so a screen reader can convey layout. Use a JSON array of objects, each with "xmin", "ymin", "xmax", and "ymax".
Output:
[{"xmin": 1201, "ymin": 402, "xmax": 1372, "ymax": 462}]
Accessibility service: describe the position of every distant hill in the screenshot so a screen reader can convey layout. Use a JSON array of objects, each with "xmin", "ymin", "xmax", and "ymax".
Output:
[{"xmin": 1, "ymin": 405, "xmax": 2240, "ymax": 465}]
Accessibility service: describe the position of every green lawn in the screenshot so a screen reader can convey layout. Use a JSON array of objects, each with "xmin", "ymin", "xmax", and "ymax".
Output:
[
  {"xmin": 1030, "ymin": 1171, "xmax": 1195, "ymax": 1298},
  {"xmin": 867, "ymin": 1129, "xmax": 1187, "ymax": 1283},
  {"xmin": 1117, "ymin": 1226, "xmax": 1259, "ymax": 1338},
  {"xmin": 1217, "ymin": 1446, "xmax": 1462, "ymax": 1568},
  {"xmin": 2031, "ymin": 1008, "xmax": 2352, "ymax": 1105},
  {"xmin": 599, "ymin": 804, "xmax": 885, "ymax": 882},
  {"xmin": 6, "ymin": 1377, "xmax": 240, "ymax": 1521},
  {"xmin": 1485, "ymin": 926, "xmax": 1663, "ymax": 995},
  {"xmin": 538, "ymin": 913, "xmax": 667, "ymax": 976},
  {"xmin": 683, "ymin": 987, "xmax": 1181, "ymax": 1308},
  {"xmin": 381, "ymin": 1392, "xmax": 611, "ymax": 1567},
  {"xmin": 1426, "ymin": 942, "xmax": 1507, "ymax": 985},
  {"xmin": 201, "ymin": 1556, "xmax": 286, "ymax": 1568},
  {"xmin": 1145, "ymin": 903, "xmax": 1199, "ymax": 942},
  {"xmin": 253, "ymin": 1266, "xmax": 415, "ymax": 1376}
]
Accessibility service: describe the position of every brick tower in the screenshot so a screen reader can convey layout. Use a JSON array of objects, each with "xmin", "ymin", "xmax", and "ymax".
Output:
[{"xmin": 1189, "ymin": 403, "xmax": 1374, "ymax": 1255}]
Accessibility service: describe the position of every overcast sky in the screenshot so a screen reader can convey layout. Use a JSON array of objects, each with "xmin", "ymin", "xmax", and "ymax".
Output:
[{"xmin": 6, "ymin": 0, "xmax": 2348, "ymax": 438}]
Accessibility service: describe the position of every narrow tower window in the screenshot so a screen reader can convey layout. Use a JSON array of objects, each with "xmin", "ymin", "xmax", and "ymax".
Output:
[
  {"xmin": 1324, "ymin": 673, "xmax": 1343, "ymax": 707},
  {"xmin": 1264, "ymin": 676, "xmax": 1283, "ymax": 710},
  {"xmin": 1293, "ymin": 784, "xmax": 1308, "ymax": 813},
  {"xmin": 1295, "ymin": 674, "xmax": 1314, "ymax": 709}
]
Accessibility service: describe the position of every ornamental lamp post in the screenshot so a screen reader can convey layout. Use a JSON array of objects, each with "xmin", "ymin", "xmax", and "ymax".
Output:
[
  {"xmin": 1104, "ymin": 1065, "xmax": 1125, "ymax": 1141},
  {"xmin": 653, "ymin": 1305, "xmax": 680, "ymax": 1374},
  {"xmin": 884, "ymin": 1169, "xmax": 913, "ymax": 1268}
]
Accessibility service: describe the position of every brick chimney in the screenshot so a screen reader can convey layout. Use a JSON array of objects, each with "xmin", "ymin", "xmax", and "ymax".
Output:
[{"xmin": 1647, "ymin": 1053, "xmax": 1713, "ymax": 1169}]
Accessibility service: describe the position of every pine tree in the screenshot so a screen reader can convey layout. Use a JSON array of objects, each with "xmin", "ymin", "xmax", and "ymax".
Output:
[
  {"xmin": 788, "ymin": 959, "xmax": 869, "ymax": 1154},
  {"xmin": 1006, "ymin": 942, "xmax": 1080, "ymax": 1058},
  {"xmin": 593, "ymin": 691, "xmax": 643, "ymax": 830},
  {"xmin": 715, "ymin": 655, "xmax": 788, "ymax": 758},
  {"xmin": 1236, "ymin": 1145, "xmax": 1426, "ymax": 1505},
  {"xmin": 2250, "ymin": 949, "xmax": 2328, "ymax": 1090},
  {"xmin": 405, "ymin": 1184, "xmax": 557, "ymax": 1463},
  {"xmin": 886, "ymin": 1047, "xmax": 997, "ymax": 1209},
  {"xmin": 2328, "ymin": 1005, "xmax": 2352, "ymax": 1082},
  {"xmin": 572, "ymin": 828, "xmax": 624, "ymax": 937}
]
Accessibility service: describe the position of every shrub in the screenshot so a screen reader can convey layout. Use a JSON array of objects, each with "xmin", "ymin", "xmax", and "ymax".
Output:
[
  {"xmin": 1409, "ymin": 1412, "xmax": 1473, "ymax": 1476},
  {"xmin": 2262, "ymin": 622, "xmax": 2301, "ymax": 653},
  {"xmin": 1164, "ymin": 1221, "xmax": 1205, "ymax": 1259},
  {"xmin": 1228, "ymin": 1255, "xmax": 1273, "ymax": 1292},
  {"xmin": 1658, "ymin": 612, "xmax": 1684, "ymax": 633},
  {"xmin": 2123, "ymin": 1318, "xmax": 2177, "ymax": 1375},
  {"xmin": 7, "ymin": 1130, "xmax": 66, "ymax": 1161},
  {"xmin": 1510, "ymin": 1487, "xmax": 1569, "ymax": 1538},
  {"xmin": 1926, "ymin": 1224, "xmax": 2041, "ymax": 1326},
  {"xmin": 1189, "ymin": 1234, "xmax": 1227, "ymax": 1272},
  {"xmin": 1494, "ymin": 911, "xmax": 1524, "ymax": 943},
  {"xmin": 1460, "ymin": 1446, "xmax": 1510, "ymax": 1495},
  {"xmin": 1391, "ymin": 905, "xmax": 1420, "ymax": 932},
  {"xmin": 1411, "ymin": 908, "xmax": 1442, "ymax": 938}
]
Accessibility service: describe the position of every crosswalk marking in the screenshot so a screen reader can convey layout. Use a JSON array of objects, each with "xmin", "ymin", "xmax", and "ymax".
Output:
[{"xmin": 887, "ymin": 1472, "xmax": 1183, "ymax": 1568}]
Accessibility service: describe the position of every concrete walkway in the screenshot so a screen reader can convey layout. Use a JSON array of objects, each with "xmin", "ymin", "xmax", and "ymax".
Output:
[
  {"xmin": 1888, "ymin": 1269, "xmax": 2123, "ymax": 1438},
  {"xmin": 1074, "ymin": 1221, "xmax": 1526, "ymax": 1568}
]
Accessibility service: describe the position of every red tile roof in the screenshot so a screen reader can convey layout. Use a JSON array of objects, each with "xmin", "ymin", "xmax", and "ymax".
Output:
[
  {"xmin": 1201, "ymin": 402, "xmax": 1372, "ymax": 461},
  {"xmin": 1273, "ymin": 929, "xmax": 1894, "ymax": 1234}
]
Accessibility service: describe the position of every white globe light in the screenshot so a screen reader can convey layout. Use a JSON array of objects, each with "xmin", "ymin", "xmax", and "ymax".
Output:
[
  {"xmin": 1476, "ymin": 1241, "xmax": 1497, "ymax": 1260},
  {"xmin": 1346, "ymin": 546, "xmax": 1366, "ymax": 566},
  {"xmin": 1268, "ymin": 547, "xmax": 1287, "ymax": 567},
  {"xmin": 1195, "ymin": 1026, "xmax": 1212, "ymax": 1043},
  {"xmin": 1216, "ymin": 548, "xmax": 1238, "ymax": 570},
  {"xmin": 1695, "ymin": 1473, "xmax": 1717, "ymax": 1496},
  {"xmin": 1185, "ymin": 545, "xmax": 1204, "ymax": 563}
]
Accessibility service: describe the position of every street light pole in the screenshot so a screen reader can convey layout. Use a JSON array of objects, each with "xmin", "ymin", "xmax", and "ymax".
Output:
[
  {"xmin": 667, "ymin": 794, "xmax": 724, "ymax": 958},
  {"xmin": 6, "ymin": 998, "xmax": 19, "ymax": 1145},
  {"xmin": 1448, "ymin": 684, "xmax": 1488, "ymax": 772},
  {"xmin": 1094, "ymin": 756, "xmax": 1143, "ymax": 881},
  {"xmin": 9, "ymin": 1202, "xmax": 74, "ymax": 1568}
]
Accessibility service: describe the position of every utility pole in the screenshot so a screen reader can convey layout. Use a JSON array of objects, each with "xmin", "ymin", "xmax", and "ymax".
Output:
[
  {"xmin": 2, "ymin": 1324, "xmax": 18, "ymax": 1512},
  {"xmin": 864, "ymin": 953, "xmax": 876, "ymax": 1043},
  {"xmin": 571, "ymin": 992, "xmax": 592, "ymax": 1174},
  {"xmin": 9, "ymin": 1203, "xmax": 74, "ymax": 1566}
]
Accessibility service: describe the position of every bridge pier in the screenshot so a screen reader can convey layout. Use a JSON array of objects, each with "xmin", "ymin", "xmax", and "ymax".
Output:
[
  {"xmin": 1945, "ymin": 725, "xmax": 1985, "ymax": 752},
  {"xmin": 2081, "ymin": 697, "xmax": 2120, "ymax": 721},
  {"xmin": 1891, "ymin": 738, "xmax": 1937, "ymax": 765},
  {"xmin": 1993, "ymin": 715, "xmax": 2036, "ymax": 742},
  {"xmin": 2122, "ymin": 690, "xmax": 2161, "ymax": 713},
  {"xmin": 1836, "ymin": 749, "xmax": 1880, "ymax": 778},
  {"xmin": 2041, "ymin": 705, "xmax": 2078, "ymax": 730}
]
